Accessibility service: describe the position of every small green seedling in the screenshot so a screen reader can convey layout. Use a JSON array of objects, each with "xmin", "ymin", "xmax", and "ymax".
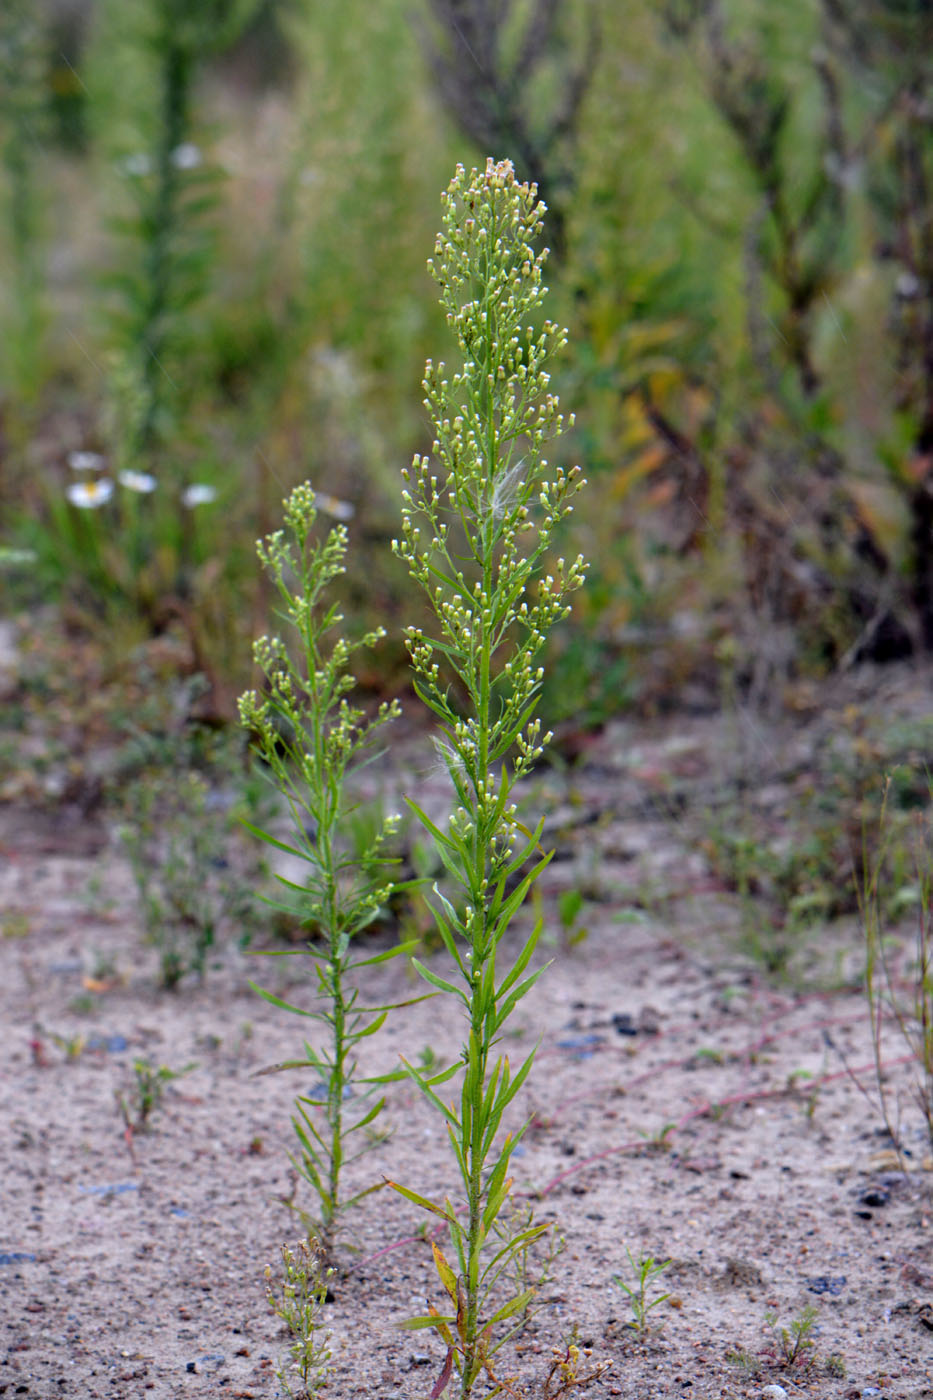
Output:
[
  {"xmin": 117, "ymin": 1057, "xmax": 195, "ymax": 1133},
  {"xmin": 764, "ymin": 1303, "xmax": 817, "ymax": 1369},
  {"xmin": 612, "ymin": 1248, "xmax": 672, "ymax": 1337},
  {"xmin": 639, "ymin": 1121, "xmax": 676, "ymax": 1152},
  {"xmin": 49, "ymin": 1030, "xmax": 87, "ymax": 1062},
  {"xmin": 557, "ymin": 887, "xmax": 589, "ymax": 950},
  {"xmin": 265, "ymin": 1235, "xmax": 334, "ymax": 1400}
]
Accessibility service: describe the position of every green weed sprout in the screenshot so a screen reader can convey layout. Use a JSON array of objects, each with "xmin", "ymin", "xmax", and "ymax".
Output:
[
  {"xmin": 119, "ymin": 770, "xmax": 257, "ymax": 989},
  {"xmin": 265, "ymin": 1236, "xmax": 334, "ymax": 1400},
  {"xmin": 764, "ymin": 1302, "xmax": 817, "ymax": 1369},
  {"xmin": 612, "ymin": 1248, "xmax": 672, "ymax": 1337},
  {"xmin": 239, "ymin": 483, "xmax": 412, "ymax": 1263},
  {"xmin": 388, "ymin": 159, "xmax": 586, "ymax": 1398},
  {"xmin": 117, "ymin": 1057, "xmax": 196, "ymax": 1133}
]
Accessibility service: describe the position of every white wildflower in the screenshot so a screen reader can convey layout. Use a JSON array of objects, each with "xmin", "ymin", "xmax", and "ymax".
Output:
[
  {"xmin": 118, "ymin": 469, "xmax": 157, "ymax": 494},
  {"xmin": 182, "ymin": 483, "xmax": 217, "ymax": 508},
  {"xmin": 66, "ymin": 479, "xmax": 114, "ymax": 509}
]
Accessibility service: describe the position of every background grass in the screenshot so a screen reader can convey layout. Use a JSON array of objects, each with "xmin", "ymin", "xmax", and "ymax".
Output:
[{"xmin": 1, "ymin": 0, "xmax": 932, "ymax": 726}]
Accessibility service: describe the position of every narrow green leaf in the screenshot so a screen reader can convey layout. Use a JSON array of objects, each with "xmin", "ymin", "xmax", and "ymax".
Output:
[
  {"xmin": 347, "ymin": 939, "xmax": 421, "ymax": 969},
  {"xmin": 491, "ymin": 1047, "xmax": 538, "ymax": 1116},
  {"xmin": 397, "ymin": 1057, "xmax": 462, "ymax": 1130},
  {"xmin": 239, "ymin": 819, "xmax": 311, "ymax": 861},
  {"xmin": 480, "ymin": 1225, "xmax": 549, "ymax": 1284},
  {"xmin": 485, "ymin": 1289, "xmax": 537, "ymax": 1329},
  {"xmin": 492, "ymin": 965, "xmax": 550, "ymax": 1033},
  {"xmin": 384, "ymin": 1179, "xmax": 453, "ymax": 1221},
  {"xmin": 410, "ymin": 958, "xmax": 469, "ymax": 1006},
  {"xmin": 492, "ymin": 852, "xmax": 553, "ymax": 932},
  {"xmin": 247, "ymin": 983, "xmax": 320, "ymax": 1020},
  {"xmin": 353, "ymin": 1010, "xmax": 387, "ymax": 1039},
  {"xmin": 495, "ymin": 920, "xmax": 543, "ymax": 1001},
  {"xmin": 342, "ymin": 1179, "xmax": 386, "ymax": 1209},
  {"xmin": 404, "ymin": 796, "xmax": 457, "ymax": 853},
  {"xmin": 346, "ymin": 1097, "xmax": 386, "ymax": 1133},
  {"xmin": 398, "ymin": 1312, "xmax": 457, "ymax": 1332}
]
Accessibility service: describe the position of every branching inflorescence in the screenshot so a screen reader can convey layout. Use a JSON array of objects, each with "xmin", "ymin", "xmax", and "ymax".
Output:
[{"xmin": 389, "ymin": 158, "xmax": 586, "ymax": 1399}]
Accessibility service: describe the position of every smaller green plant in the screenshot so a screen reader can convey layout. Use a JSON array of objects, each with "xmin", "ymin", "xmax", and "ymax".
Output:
[
  {"xmin": 531, "ymin": 1326, "xmax": 612, "ymax": 1397},
  {"xmin": 724, "ymin": 1345, "xmax": 758, "ymax": 1373},
  {"xmin": 2, "ymin": 911, "xmax": 30, "ymax": 940},
  {"xmin": 117, "ymin": 1057, "xmax": 195, "ymax": 1133},
  {"xmin": 265, "ymin": 1235, "xmax": 334, "ymax": 1400},
  {"xmin": 763, "ymin": 1303, "xmax": 817, "ymax": 1370},
  {"xmin": 556, "ymin": 888, "xmax": 589, "ymax": 951},
  {"xmin": 68, "ymin": 994, "xmax": 98, "ymax": 1017},
  {"xmin": 49, "ymin": 1030, "xmax": 87, "ymax": 1062},
  {"xmin": 862, "ymin": 779, "xmax": 933, "ymax": 1160},
  {"xmin": 825, "ymin": 1352, "xmax": 846, "ymax": 1378},
  {"xmin": 492, "ymin": 1202, "xmax": 566, "ymax": 1330},
  {"xmin": 638, "ymin": 1122, "xmax": 676, "ymax": 1152},
  {"xmin": 612, "ymin": 1248, "xmax": 672, "ymax": 1337},
  {"xmin": 119, "ymin": 768, "xmax": 259, "ymax": 989},
  {"xmin": 240, "ymin": 482, "xmax": 414, "ymax": 1263}
]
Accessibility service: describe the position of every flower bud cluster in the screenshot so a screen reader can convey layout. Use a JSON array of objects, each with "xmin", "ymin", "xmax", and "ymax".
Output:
[
  {"xmin": 240, "ymin": 481, "xmax": 398, "ymax": 911},
  {"xmin": 398, "ymin": 159, "xmax": 588, "ymax": 901}
]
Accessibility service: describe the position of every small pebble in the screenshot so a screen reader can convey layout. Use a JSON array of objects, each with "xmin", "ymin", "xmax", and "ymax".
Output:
[
  {"xmin": 86, "ymin": 1035, "xmax": 129, "ymax": 1053},
  {"xmin": 807, "ymin": 1274, "xmax": 847, "ymax": 1296},
  {"xmin": 77, "ymin": 1182, "xmax": 138, "ymax": 1197},
  {"xmin": 304, "ymin": 1081, "xmax": 354, "ymax": 1102},
  {"xmin": 761, "ymin": 1386, "xmax": 788, "ymax": 1400},
  {"xmin": 556, "ymin": 1034, "xmax": 604, "ymax": 1060}
]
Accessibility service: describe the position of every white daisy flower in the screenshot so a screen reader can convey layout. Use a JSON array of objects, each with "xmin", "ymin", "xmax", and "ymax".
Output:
[
  {"xmin": 182, "ymin": 484, "xmax": 217, "ymax": 508},
  {"xmin": 171, "ymin": 143, "xmax": 202, "ymax": 171},
  {"xmin": 118, "ymin": 469, "xmax": 157, "ymax": 494},
  {"xmin": 68, "ymin": 450, "xmax": 105, "ymax": 473},
  {"xmin": 67, "ymin": 479, "xmax": 114, "ymax": 509}
]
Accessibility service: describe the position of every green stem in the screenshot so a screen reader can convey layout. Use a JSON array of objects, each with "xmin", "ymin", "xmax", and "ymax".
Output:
[{"xmin": 139, "ymin": 32, "xmax": 190, "ymax": 451}]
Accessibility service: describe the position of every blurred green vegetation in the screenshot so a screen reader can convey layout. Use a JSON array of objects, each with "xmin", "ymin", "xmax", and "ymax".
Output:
[{"xmin": 1, "ymin": 0, "xmax": 931, "ymax": 723}]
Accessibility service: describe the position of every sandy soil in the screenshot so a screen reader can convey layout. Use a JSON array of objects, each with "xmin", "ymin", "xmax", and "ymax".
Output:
[{"xmin": 3, "ymin": 662, "xmax": 933, "ymax": 1400}]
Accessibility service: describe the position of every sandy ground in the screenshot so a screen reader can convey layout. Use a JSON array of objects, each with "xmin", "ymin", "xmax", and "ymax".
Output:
[{"xmin": 3, "ymin": 666, "xmax": 933, "ymax": 1399}]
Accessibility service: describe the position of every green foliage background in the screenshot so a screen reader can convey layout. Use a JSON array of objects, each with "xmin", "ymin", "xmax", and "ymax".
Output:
[{"xmin": 2, "ymin": 0, "xmax": 932, "ymax": 720}]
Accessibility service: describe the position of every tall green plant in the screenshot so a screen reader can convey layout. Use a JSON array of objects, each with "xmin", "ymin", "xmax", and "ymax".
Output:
[
  {"xmin": 0, "ymin": 0, "xmax": 48, "ymax": 416},
  {"xmin": 93, "ymin": 0, "xmax": 259, "ymax": 455},
  {"xmin": 239, "ymin": 483, "xmax": 412, "ymax": 1263},
  {"xmin": 388, "ymin": 159, "xmax": 586, "ymax": 1399}
]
